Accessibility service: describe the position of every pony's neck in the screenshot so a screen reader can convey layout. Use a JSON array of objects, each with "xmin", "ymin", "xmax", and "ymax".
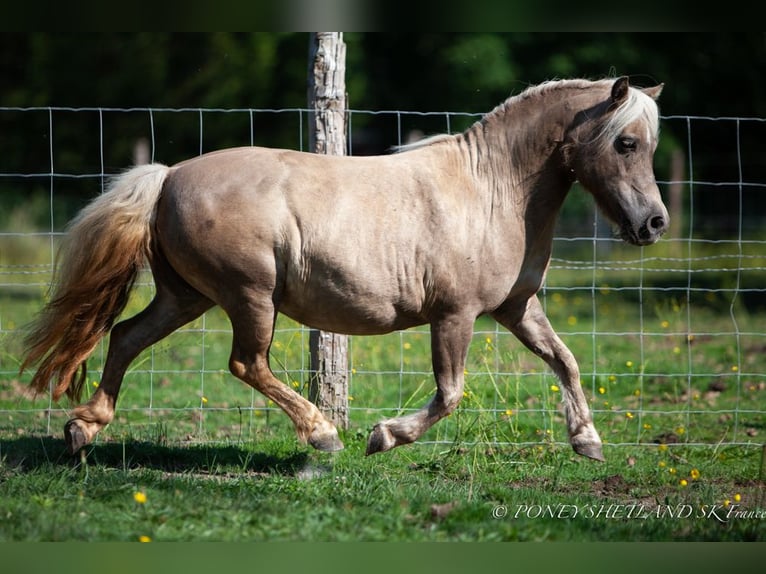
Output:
[{"xmin": 460, "ymin": 86, "xmax": 585, "ymax": 216}]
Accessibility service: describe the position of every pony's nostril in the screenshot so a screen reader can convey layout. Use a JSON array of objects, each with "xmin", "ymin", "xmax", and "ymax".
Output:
[
  {"xmin": 649, "ymin": 215, "xmax": 666, "ymax": 232},
  {"xmin": 637, "ymin": 214, "xmax": 668, "ymax": 243}
]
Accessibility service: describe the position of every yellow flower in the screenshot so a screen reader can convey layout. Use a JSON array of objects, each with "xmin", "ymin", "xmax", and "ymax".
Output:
[
  {"xmin": 201, "ymin": 396, "xmax": 208, "ymax": 404},
  {"xmin": 550, "ymin": 384, "xmax": 560, "ymax": 392},
  {"xmin": 669, "ymin": 467, "xmax": 676, "ymax": 475},
  {"xmin": 92, "ymin": 381, "xmax": 99, "ymax": 388},
  {"xmin": 643, "ymin": 423, "xmax": 652, "ymax": 430},
  {"xmin": 673, "ymin": 346, "xmax": 681, "ymax": 354},
  {"xmin": 347, "ymin": 395, "xmax": 354, "ymax": 401},
  {"xmin": 660, "ymin": 320, "xmax": 670, "ymax": 329},
  {"xmin": 608, "ymin": 375, "xmax": 616, "ymax": 383},
  {"xmin": 625, "ymin": 360, "xmax": 634, "ymax": 368},
  {"xmin": 403, "ymin": 342, "xmax": 412, "ymax": 350},
  {"xmin": 734, "ymin": 493, "xmax": 741, "ymax": 502},
  {"xmin": 658, "ymin": 461, "xmax": 666, "ymax": 468},
  {"xmin": 658, "ymin": 444, "xmax": 668, "ymax": 452},
  {"xmin": 675, "ymin": 426, "xmax": 685, "ymax": 435},
  {"xmin": 690, "ymin": 468, "xmax": 700, "ymax": 480},
  {"xmin": 567, "ymin": 316, "xmax": 577, "ymax": 326},
  {"xmin": 133, "ymin": 491, "xmax": 147, "ymax": 504},
  {"xmin": 598, "ymin": 387, "xmax": 606, "ymax": 394},
  {"xmin": 679, "ymin": 479, "xmax": 688, "ymax": 487},
  {"xmin": 139, "ymin": 535, "xmax": 152, "ymax": 543},
  {"xmin": 731, "ymin": 365, "xmax": 739, "ymax": 372},
  {"xmin": 723, "ymin": 499, "xmax": 730, "ymax": 507},
  {"xmin": 625, "ymin": 412, "xmax": 634, "ymax": 419},
  {"xmin": 505, "ymin": 409, "xmax": 513, "ymax": 417},
  {"xmin": 634, "ymin": 389, "xmax": 641, "ymax": 397}
]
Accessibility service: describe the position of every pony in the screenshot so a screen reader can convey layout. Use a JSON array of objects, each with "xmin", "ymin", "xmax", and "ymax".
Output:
[{"xmin": 21, "ymin": 77, "xmax": 666, "ymax": 462}]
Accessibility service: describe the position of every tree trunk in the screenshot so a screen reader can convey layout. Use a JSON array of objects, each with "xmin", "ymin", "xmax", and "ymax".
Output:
[
  {"xmin": 307, "ymin": 32, "xmax": 349, "ymax": 430},
  {"xmin": 668, "ymin": 148, "xmax": 685, "ymax": 257}
]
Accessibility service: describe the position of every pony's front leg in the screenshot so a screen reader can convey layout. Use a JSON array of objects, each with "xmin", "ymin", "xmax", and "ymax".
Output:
[
  {"xmin": 367, "ymin": 314, "xmax": 473, "ymax": 455},
  {"xmin": 492, "ymin": 295, "xmax": 604, "ymax": 462}
]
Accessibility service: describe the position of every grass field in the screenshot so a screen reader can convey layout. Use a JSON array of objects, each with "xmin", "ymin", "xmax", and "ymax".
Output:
[{"xmin": 1, "ymin": 228, "xmax": 765, "ymax": 541}]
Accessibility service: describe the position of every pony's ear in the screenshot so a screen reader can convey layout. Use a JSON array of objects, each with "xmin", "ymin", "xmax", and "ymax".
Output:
[
  {"xmin": 641, "ymin": 83, "xmax": 664, "ymax": 100},
  {"xmin": 610, "ymin": 76, "xmax": 630, "ymax": 106}
]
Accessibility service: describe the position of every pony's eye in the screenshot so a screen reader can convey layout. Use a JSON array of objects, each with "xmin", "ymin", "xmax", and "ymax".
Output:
[{"xmin": 616, "ymin": 136, "xmax": 637, "ymax": 153}]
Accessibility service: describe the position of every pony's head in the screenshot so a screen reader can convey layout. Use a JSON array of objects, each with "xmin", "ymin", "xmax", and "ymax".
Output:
[{"xmin": 564, "ymin": 77, "xmax": 668, "ymax": 246}]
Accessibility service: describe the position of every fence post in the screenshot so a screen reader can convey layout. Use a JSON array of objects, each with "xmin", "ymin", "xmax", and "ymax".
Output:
[{"xmin": 307, "ymin": 32, "xmax": 349, "ymax": 430}]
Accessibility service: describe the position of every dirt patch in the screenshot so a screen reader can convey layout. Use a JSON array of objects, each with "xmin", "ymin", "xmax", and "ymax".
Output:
[
  {"xmin": 591, "ymin": 473, "xmax": 631, "ymax": 497},
  {"xmin": 0, "ymin": 379, "xmax": 35, "ymax": 402}
]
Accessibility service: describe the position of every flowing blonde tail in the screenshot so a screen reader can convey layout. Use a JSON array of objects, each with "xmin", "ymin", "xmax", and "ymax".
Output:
[{"xmin": 21, "ymin": 164, "xmax": 170, "ymax": 402}]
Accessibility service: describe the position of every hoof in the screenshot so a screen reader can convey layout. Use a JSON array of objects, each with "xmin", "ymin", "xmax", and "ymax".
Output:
[
  {"xmin": 366, "ymin": 423, "xmax": 396, "ymax": 456},
  {"xmin": 573, "ymin": 442, "xmax": 605, "ymax": 462},
  {"xmin": 64, "ymin": 419, "xmax": 89, "ymax": 455},
  {"xmin": 308, "ymin": 428, "xmax": 344, "ymax": 452}
]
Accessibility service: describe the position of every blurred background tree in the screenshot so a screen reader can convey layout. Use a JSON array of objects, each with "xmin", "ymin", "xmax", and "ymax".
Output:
[{"xmin": 3, "ymin": 33, "xmax": 763, "ymax": 117}]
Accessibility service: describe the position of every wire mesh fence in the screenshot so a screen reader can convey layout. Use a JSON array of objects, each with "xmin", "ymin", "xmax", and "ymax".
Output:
[{"xmin": 0, "ymin": 106, "xmax": 764, "ymax": 453}]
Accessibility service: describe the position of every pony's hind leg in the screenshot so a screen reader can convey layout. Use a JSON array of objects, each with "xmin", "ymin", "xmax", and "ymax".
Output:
[
  {"xmin": 226, "ymin": 296, "xmax": 343, "ymax": 452},
  {"xmin": 492, "ymin": 295, "xmax": 604, "ymax": 462},
  {"xmin": 65, "ymin": 272, "xmax": 213, "ymax": 454},
  {"xmin": 366, "ymin": 314, "xmax": 474, "ymax": 455}
]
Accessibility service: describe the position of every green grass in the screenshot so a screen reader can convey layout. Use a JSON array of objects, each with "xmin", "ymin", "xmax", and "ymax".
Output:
[
  {"xmin": 1, "ymin": 233, "xmax": 765, "ymax": 541},
  {"xmin": 0, "ymin": 434, "xmax": 763, "ymax": 541}
]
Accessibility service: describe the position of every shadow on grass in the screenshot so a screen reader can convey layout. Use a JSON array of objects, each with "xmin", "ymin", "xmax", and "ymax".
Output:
[{"xmin": 0, "ymin": 435, "xmax": 310, "ymax": 477}]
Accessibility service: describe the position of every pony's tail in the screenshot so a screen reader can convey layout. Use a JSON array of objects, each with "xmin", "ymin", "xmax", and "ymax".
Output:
[{"xmin": 20, "ymin": 163, "xmax": 170, "ymax": 403}]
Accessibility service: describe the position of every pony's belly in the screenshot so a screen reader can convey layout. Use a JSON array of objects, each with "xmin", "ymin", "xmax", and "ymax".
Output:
[{"xmin": 279, "ymin": 288, "xmax": 425, "ymax": 336}]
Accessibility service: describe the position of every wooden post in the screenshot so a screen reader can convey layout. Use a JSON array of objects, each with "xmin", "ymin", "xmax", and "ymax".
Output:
[{"xmin": 307, "ymin": 32, "xmax": 349, "ymax": 430}]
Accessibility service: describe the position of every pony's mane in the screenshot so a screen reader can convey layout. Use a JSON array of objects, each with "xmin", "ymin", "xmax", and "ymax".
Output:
[
  {"xmin": 394, "ymin": 133, "xmax": 454, "ymax": 153},
  {"xmin": 514, "ymin": 77, "xmax": 601, "ymax": 101},
  {"xmin": 397, "ymin": 78, "xmax": 659, "ymax": 153},
  {"xmin": 594, "ymin": 83, "xmax": 660, "ymax": 151},
  {"xmin": 491, "ymin": 78, "xmax": 660, "ymax": 146}
]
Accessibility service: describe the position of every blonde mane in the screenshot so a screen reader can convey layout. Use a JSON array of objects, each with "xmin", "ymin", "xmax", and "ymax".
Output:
[
  {"xmin": 596, "ymin": 84, "xmax": 660, "ymax": 151},
  {"xmin": 397, "ymin": 78, "xmax": 660, "ymax": 153}
]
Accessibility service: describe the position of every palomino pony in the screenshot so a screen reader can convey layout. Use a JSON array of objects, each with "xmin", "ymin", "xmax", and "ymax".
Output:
[{"xmin": 22, "ymin": 77, "xmax": 667, "ymax": 462}]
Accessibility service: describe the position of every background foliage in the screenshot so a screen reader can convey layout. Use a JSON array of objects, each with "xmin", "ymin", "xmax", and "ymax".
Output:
[{"xmin": 3, "ymin": 33, "xmax": 764, "ymax": 115}]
